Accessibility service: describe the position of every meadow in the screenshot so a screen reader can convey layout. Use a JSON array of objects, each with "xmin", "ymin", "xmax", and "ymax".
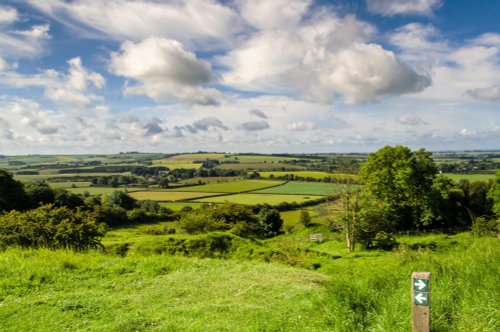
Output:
[
  {"xmin": 129, "ymin": 191, "xmax": 224, "ymax": 202},
  {"xmin": 172, "ymin": 180, "xmax": 284, "ymax": 193},
  {"xmin": 0, "ymin": 233, "xmax": 497, "ymax": 331},
  {"xmin": 252, "ymin": 181, "xmax": 352, "ymax": 196},
  {"xmin": 258, "ymin": 171, "xmax": 357, "ymax": 181},
  {"xmin": 194, "ymin": 193, "xmax": 325, "ymax": 206},
  {"xmin": 443, "ymin": 173, "xmax": 496, "ymax": 182}
]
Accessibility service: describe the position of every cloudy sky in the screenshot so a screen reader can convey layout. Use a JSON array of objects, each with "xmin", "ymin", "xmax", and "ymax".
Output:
[{"xmin": 0, "ymin": 0, "xmax": 499, "ymax": 154}]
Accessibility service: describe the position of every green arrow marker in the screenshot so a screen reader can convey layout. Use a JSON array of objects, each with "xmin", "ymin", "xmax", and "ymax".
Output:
[
  {"xmin": 414, "ymin": 292, "xmax": 429, "ymax": 305},
  {"xmin": 413, "ymin": 278, "xmax": 429, "ymax": 292}
]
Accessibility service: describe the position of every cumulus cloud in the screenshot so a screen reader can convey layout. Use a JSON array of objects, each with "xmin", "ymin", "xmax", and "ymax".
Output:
[
  {"xmin": 249, "ymin": 109, "xmax": 268, "ymax": 119},
  {"xmin": 289, "ymin": 41, "xmax": 431, "ymax": 104},
  {"xmin": 366, "ymin": 0, "xmax": 443, "ymax": 16},
  {"xmin": 193, "ymin": 117, "xmax": 228, "ymax": 131},
  {"xmin": 465, "ymin": 86, "xmax": 500, "ymax": 101},
  {"xmin": 237, "ymin": 120, "xmax": 270, "ymax": 131},
  {"xmin": 110, "ymin": 37, "xmax": 222, "ymax": 105},
  {"xmin": 286, "ymin": 122, "xmax": 316, "ymax": 131},
  {"xmin": 396, "ymin": 115, "xmax": 428, "ymax": 126},
  {"xmin": 472, "ymin": 33, "xmax": 500, "ymax": 47},
  {"xmin": 25, "ymin": 0, "xmax": 243, "ymax": 50}
]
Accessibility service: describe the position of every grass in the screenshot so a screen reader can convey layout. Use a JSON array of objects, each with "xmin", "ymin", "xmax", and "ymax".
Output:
[
  {"xmin": 216, "ymin": 163, "xmax": 304, "ymax": 170},
  {"xmin": 159, "ymin": 202, "xmax": 203, "ymax": 211},
  {"xmin": 129, "ymin": 191, "xmax": 224, "ymax": 202},
  {"xmin": 173, "ymin": 180, "xmax": 284, "ymax": 193},
  {"xmin": 0, "ymin": 233, "xmax": 497, "ymax": 331},
  {"xmin": 443, "ymin": 173, "xmax": 496, "ymax": 182},
  {"xmin": 194, "ymin": 193, "xmax": 325, "ymax": 205},
  {"xmin": 252, "ymin": 181, "xmax": 352, "ymax": 196},
  {"xmin": 48, "ymin": 181, "xmax": 92, "ymax": 188}
]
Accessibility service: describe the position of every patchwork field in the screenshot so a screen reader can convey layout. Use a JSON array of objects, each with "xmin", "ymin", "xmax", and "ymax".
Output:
[
  {"xmin": 194, "ymin": 193, "xmax": 325, "ymax": 205},
  {"xmin": 48, "ymin": 181, "xmax": 93, "ymax": 188},
  {"xmin": 216, "ymin": 163, "xmax": 305, "ymax": 170},
  {"xmin": 252, "ymin": 181, "xmax": 352, "ymax": 196},
  {"xmin": 129, "ymin": 191, "xmax": 224, "ymax": 202},
  {"xmin": 173, "ymin": 180, "xmax": 284, "ymax": 193},
  {"xmin": 67, "ymin": 187, "xmax": 149, "ymax": 196},
  {"xmin": 258, "ymin": 171, "xmax": 357, "ymax": 181}
]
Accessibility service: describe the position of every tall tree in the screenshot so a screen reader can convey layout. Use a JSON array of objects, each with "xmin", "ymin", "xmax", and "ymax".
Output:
[{"xmin": 359, "ymin": 145, "xmax": 438, "ymax": 231}]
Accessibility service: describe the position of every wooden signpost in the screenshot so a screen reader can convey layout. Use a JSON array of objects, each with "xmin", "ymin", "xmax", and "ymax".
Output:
[{"xmin": 412, "ymin": 272, "xmax": 430, "ymax": 332}]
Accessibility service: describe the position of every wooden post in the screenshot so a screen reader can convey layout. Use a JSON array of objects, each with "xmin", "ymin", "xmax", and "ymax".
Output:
[{"xmin": 412, "ymin": 272, "xmax": 430, "ymax": 332}]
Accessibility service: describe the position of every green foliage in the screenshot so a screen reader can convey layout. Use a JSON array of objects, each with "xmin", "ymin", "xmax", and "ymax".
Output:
[
  {"xmin": 179, "ymin": 203, "xmax": 261, "ymax": 237},
  {"xmin": 24, "ymin": 181, "xmax": 56, "ymax": 207},
  {"xmin": 258, "ymin": 208, "xmax": 283, "ymax": 238},
  {"xmin": 0, "ymin": 169, "xmax": 28, "ymax": 212},
  {"xmin": 488, "ymin": 170, "xmax": 500, "ymax": 217},
  {"xmin": 360, "ymin": 145, "xmax": 438, "ymax": 231},
  {"xmin": 299, "ymin": 210, "xmax": 312, "ymax": 227},
  {"xmin": 106, "ymin": 190, "xmax": 136, "ymax": 210},
  {"xmin": 0, "ymin": 205, "xmax": 106, "ymax": 250}
]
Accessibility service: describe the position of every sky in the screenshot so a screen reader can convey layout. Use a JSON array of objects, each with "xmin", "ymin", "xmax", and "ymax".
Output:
[{"xmin": 0, "ymin": 0, "xmax": 499, "ymax": 155}]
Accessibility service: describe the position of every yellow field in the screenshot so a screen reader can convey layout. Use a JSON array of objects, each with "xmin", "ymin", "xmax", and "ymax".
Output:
[{"xmin": 129, "ymin": 191, "xmax": 223, "ymax": 202}]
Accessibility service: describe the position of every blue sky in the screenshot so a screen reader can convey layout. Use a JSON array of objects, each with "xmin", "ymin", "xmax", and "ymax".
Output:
[{"xmin": 0, "ymin": 0, "xmax": 499, "ymax": 155}]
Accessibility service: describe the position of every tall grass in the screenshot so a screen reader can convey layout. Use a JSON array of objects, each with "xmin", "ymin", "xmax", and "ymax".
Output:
[{"xmin": 0, "ymin": 234, "xmax": 498, "ymax": 331}]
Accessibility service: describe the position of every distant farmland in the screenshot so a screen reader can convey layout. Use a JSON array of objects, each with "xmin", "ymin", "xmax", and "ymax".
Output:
[
  {"xmin": 252, "ymin": 182, "xmax": 356, "ymax": 196},
  {"xmin": 172, "ymin": 180, "xmax": 284, "ymax": 193},
  {"xmin": 194, "ymin": 193, "xmax": 325, "ymax": 206}
]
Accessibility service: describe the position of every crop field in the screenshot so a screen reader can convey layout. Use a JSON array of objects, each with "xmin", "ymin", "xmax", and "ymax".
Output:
[
  {"xmin": 252, "ymin": 181, "xmax": 355, "ymax": 196},
  {"xmin": 258, "ymin": 171, "xmax": 357, "ymax": 181},
  {"xmin": 443, "ymin": 173, "xmax": 496, "ymax": 182},
  {"xmin": 177, "ymin": 176, "xmax": 244, "ymax": 185},
  {"xmin": 173, "ymin": 180, "xmax": 284, "ymax": 193},
  {"xmin": 14, "ymin": 172, "xmax": 132, "ymax": 182},
  {"xmin": 66, "ymin": 187, "xmax": 149, "ymax": 196},
  {"xmin": 216, "ymin": 163, "xmax": 305, "ymax": 170},
  {"xmin": 159, "ymin": 202, "xmax": 203, "ymax": 211},
  {"xmin": 168, "ymin": 153, "xmax": 227, "ymax": 161},
  {"xmin": 129, "ymin": 191, "xmax": 224, "ymax": 202},
  {"xmin": 194, "ymin": 193, "xmax": 325, "ymax": 205},
  {"xmin": 153, "ymin": 162, "xmax": 201, "ymax": 169},
  {"xmin": 48, "ymin": 181, "xmax": 92, "ymax": 188}
]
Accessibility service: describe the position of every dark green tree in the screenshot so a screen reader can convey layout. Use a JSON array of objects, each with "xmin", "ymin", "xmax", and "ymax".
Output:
[
  {"xmin": 0, "ymin": 169, "xmax": 27, "ymax": 212},
  {"xmin": 107, "ymin": 190, "xmax": 136, "ymax": 210},
  {"xmin": 488, "ymin": 170, "xmax": 500, "ymax": 217},
  {"xmin": 258, "ymin": 208, "xmax": 283, "ymax": 238}
]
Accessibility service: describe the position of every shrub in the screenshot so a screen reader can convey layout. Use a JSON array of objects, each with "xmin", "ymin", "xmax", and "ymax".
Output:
[{"xmin": 0, "ymin": 204, "xmax": 106, "ymax": 250}]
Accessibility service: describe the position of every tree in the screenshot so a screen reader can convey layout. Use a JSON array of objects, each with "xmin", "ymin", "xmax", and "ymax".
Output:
[
  {"xmin": 487, "ymin": 171, "xmax": 500, "ymax": 217},
  {"xmin": 359, "ymin": 145, "xmax": 438, "ymax": 231},
  {"xmin": 258, "ymin": 208, "xmax": 283, "ymax": 238},
  {"xmin": 0, "ymin": 169, "xmax": 27, "ymax": 212},
  {"xmin": 299, "ymin": 210, "xmax": 312, "ymax": 227},
  {"xmin": 107, "ymin": 190, "xmax": 136, "ymax": 210}
]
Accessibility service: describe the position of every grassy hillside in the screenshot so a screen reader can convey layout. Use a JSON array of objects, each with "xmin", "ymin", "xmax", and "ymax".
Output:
[{"xmin": 0, "ymin": 233, "xmax": 498, "ymax": 331}]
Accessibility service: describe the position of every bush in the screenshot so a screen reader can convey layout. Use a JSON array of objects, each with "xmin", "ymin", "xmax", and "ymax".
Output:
[{"xmin": 0, "ymin": 205, "xmax": 106, "ymax": 250}]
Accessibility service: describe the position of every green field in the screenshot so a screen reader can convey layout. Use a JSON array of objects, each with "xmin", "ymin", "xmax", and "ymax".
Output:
[
  {"xmin": 173, "ymin": 180, "xmax": 284, "ymax": 193},
  {"xmin": 443, "ymin": 173, "xmax": 496, "ymax": 182},
  {"xmin": 130, "ymin": 191, "xmax": 224, "ymax": 202},
  {"xmin": 194, "ymin": 193, "xmax": 325, "ymax": 205},
  {"xmin": 252, "ymin": 181, "xmax": 354, "ymax": 196},
  {"xmin": 0, "ymin": 234, "xmax": 497, "ymax": 331},
  {"xmin": 258, "ymin": 171, "xmax": 357, "ymax": 181},
  {"xmin": 159, "ymin": 202, "xmax": 204, "ymax": 211},
  {"xmin": 15, "ymin": 172, "xmax": 132, "ymax": 182},
  {"xmin": 216, "ymin": 163, "xmax": 304, "ymax": 171}
]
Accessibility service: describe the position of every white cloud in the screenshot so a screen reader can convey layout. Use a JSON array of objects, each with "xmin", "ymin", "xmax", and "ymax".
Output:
[
  {"xmin": 0, "ymin": 57, "xmax": 8, "ymax": 71},
  {"xmin": 0, "ymin": 57, "xmax": 105, "ymax": 107},
  {"xmin": 289, "ymin": 42, "xmax": 431, "ymax": 104},
  {"xmin": 0, "ymin": 22, "xmax": 50, "ymax": 58},
  {"xmin": 470, "ymin": 33, "xmax": 500, "ymax": 47},
  {"xmin": 286, "ymin": 122, "xmax": 316, "ymax": 131},
  {"xmin": 0, "ymin": 6, "xmax": 18, "ymax": 25},
  {"xmin": 396, "ymin": 115, "xmax": 428, "ymax": 126},
  {"xmin": 110, "ymin": 37, "xmax": 222, "ymax": 105},
  {"xmin": 465, "ymin": 86, "xmax": 500, "ymax": 101},
  {"xmin": 237, "ymin": 0, "xmax": 311, "ymax": 30},
  {"xmin": 25, "ymin": 0, "xmax": 243, "ymax": 50},
  {"xmin": 366, "ymin": 0, "xmax": 443, "ymax": 16}
]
